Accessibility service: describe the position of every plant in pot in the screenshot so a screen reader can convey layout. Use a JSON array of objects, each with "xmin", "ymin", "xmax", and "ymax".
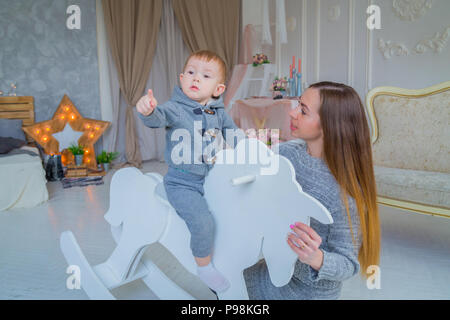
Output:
[
  {"xmin": 68, "ymin": 144, "xmax": 85, "ymax": 166},
  {"xmin": 96, "ymin": 151, "xmax": 119, "ymax": 172}
]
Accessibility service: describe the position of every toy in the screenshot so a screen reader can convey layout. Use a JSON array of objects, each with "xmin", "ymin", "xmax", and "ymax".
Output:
[{"xmin": 60, "ymin": 139, "xmax": 333, "ymax": 299}]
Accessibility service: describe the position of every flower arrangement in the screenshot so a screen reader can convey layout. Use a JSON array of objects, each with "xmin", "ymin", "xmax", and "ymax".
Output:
[
  {"xmin": 252, "ymin": 53, "xmax": 270, "ymax": 67},
  {"xmin": 270, "ymin": 77, "xmax": 288, "ymax": 92},
  {"xmin": 245, "ymin": 128, "xmax": 280, "ymax": 149}
]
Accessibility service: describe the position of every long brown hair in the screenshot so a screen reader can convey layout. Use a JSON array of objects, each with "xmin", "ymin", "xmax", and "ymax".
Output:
[{"xmin": 309, "ymin": 81, "xmax": 380, "ymax": 278}]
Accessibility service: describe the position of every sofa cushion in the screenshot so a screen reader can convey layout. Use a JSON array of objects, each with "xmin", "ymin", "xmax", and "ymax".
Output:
[
  {"xmin": 372, "ymin": 90, "xmax": 450, "ymax": 173},
  {"xmin": 374, "ymin": 166, "xmax": 450, "ymax": 209}
]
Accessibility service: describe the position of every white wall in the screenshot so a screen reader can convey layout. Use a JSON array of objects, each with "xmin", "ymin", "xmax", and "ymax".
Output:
[{"xmin": 242, "ymin": 0, "xmax": 450, "ymax": 100}]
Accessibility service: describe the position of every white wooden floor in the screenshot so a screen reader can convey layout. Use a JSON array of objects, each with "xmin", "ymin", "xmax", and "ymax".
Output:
[{"xmin": 1, "ymin": 160, "xmax": 449, "ymax": 300}]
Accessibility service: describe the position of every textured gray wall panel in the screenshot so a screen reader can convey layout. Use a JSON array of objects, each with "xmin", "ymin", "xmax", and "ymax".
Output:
[{"xmin": 0, "ymin": 0, "xmax": 100, "ymax": 123}]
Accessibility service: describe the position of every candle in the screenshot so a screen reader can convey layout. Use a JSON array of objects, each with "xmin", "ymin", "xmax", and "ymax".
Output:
[
  {"xmin": 297, "ymin": 72, "xmax": 302, "ymax": 97},
  {"xmin": 290, "ymin": 64, "xmax": 293, "ymax": 79},
  {"xmin": 292, "ymin": 56, "xmax": 295, "ymax": 70},
  {"xmin": 299, "ymin": 58, "xmax": 301, "ymax": 73}
]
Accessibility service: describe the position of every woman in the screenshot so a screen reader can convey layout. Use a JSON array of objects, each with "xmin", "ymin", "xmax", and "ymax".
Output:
[{"xmin": 244, "ymin": 82, "xmax": 381, "ymax": 299}]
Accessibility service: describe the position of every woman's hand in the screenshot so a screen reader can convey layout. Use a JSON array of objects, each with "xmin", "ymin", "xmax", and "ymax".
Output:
[
  {"xmin": 287, "ymin": 222, "xmax": 324, "ymax": 271},
  {"xmin": 136, "ymin": 89, "xmax": 158, "ymax": 116}
]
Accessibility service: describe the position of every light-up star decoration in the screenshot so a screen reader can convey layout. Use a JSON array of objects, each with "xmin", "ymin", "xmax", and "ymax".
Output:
[
  {"xmin": 23, "ymin": 94, "xmax": 110, "ymax": 169},
  {"xmin": 53, "ymin": 123, "xmax": 83, "ymax": 152}
]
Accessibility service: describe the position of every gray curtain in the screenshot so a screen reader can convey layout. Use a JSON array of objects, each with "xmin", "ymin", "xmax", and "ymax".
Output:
[
  {"xmin": 102, "ymin": 0, "xmax": 163, "ymax": 167},
  {"xmin": 134, "ymin": 0, "xmax": 190, "ymax": 162}
]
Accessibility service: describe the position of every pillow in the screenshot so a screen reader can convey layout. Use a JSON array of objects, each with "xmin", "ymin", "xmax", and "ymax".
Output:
[
  {"xmin": 0, "ymin": 119, "xmax": 26, "ymax": 141},
  {"xmin": 0, "ymin": 137, "xmax": 26, "ymax": 154}
]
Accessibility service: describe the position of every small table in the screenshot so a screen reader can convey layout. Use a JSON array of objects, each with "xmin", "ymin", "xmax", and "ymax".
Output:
[{"xmin": 229, "ymin": 98, "xmax": 298, "ymax": 142}]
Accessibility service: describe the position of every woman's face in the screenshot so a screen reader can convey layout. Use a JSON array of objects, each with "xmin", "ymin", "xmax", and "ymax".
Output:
[{"xmin": 289, "ymin": 88, "xmax": 323, "ymax": 141}]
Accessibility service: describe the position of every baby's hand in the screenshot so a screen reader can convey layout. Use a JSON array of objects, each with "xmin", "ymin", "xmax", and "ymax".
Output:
[{"xmin": 136, "ymin": 89, "xmax": 158, "ymax": 116}]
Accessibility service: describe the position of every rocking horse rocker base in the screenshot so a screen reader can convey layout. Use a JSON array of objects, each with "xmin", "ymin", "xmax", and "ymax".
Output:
[
  {"xmin": 60, "ymin": 230, "xmax": 195, "ymax": 299},
  {"xmin": 59, "ymin": 139, "xmax": 333, "ymax": 300}
]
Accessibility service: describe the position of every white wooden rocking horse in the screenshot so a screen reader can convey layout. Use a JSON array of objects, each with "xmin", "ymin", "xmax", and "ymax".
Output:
[{"xmin": 60, "ymin": 139, "xmax": 333, "ymax": 299}]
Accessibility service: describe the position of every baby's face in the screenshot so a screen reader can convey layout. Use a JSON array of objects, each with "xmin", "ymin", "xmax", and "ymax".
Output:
[{"xmin": 180, "ymin": 57, "xmax": 225, "ymax": 105}]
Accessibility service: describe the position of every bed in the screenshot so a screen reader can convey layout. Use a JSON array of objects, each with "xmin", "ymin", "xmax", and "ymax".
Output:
[{"xmin": 0, "ymin": 96, "xmax": 49, "ymax": 211}]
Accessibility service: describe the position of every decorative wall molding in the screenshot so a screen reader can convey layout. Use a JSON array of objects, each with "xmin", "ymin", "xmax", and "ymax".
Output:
[
  {"xmin": 347, "ymin": 0, "xmax": 355, "ymax": 86},
  {"xmin": 366, "ymin": 0, "xmax": 374, "ymax": 93},
  {"xmin": 392, "ymin": 0, "xmax": 433, "ymax": 22},
  {"xmin": 414, "ymin": 26, "xmax": 450, "ymax": 54},
  {"xmin": 327, "ymin": 4, "xmax": 341, "ymax": 22},
  {"xmin": 315, "ymin": 0, "xmax": 321, "ymax": 82},
  {"xmin": 301, "ymin": 0, "xmax": 307, "ymax": 88},
  {"xmin": 377, "ymin": 38, "xmax": 410, "ymax": 59},
  {"xmin": 377, "ymin": 26, "xmax": 449, "ymax": 59},
  {"xmin": 286, "ymin": 16, "xmax": 297, "ymax": 32}
]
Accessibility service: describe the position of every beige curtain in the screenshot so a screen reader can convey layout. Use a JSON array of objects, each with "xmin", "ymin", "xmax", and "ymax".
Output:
[
  {"xmin": 172, "ymin": 0, "xmax": 241, "ymax": 82},
  {"xmin": 102, "ymin": 0, "xmax": 163, "ymax": 167},
  {"xmin": 135, "ymin": 0, "xmax": 190, "ymax": 162}
]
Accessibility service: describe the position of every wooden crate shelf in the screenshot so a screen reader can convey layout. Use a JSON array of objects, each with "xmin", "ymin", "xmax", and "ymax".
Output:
[
  {"xmin": 65, "ymin": 165, "xmax": 87, "ymax": 177},
  {"xmin": 64, "ymin": 164, "xmax": 106, "ymax": 178}
]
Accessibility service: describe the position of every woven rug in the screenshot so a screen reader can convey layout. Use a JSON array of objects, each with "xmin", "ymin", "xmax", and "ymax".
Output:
[{"xmin": 61, "ymin": 176, "xmax": 104, "ymax": 189}]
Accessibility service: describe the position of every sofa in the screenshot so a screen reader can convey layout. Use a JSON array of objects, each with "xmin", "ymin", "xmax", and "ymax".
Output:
[{"xmin": 365, "ymin": 81, "xmax": 450, "ymax": 218}]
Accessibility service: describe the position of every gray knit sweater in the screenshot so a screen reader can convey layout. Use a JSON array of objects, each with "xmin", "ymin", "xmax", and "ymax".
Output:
[{"xmin": 244, "ymin": 140, "xmax": 362, "ymax": 300}]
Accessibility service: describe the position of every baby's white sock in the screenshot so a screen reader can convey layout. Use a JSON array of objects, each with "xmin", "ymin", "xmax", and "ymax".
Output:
[{"xmin": 196, "ymin": 263, "xmax": 230, "ymax": 293}]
